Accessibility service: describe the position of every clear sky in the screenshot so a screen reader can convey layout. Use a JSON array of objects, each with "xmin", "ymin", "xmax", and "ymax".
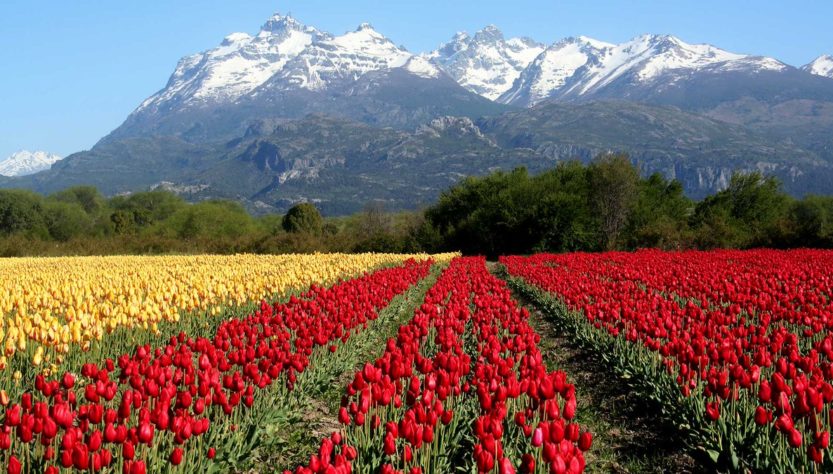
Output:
[{"xmin": 1, "ymin": 0, "xmax": 831, "ymax": 161}]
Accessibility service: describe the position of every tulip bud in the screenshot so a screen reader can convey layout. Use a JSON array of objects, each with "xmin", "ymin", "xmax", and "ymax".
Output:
[
  {"xmin": 499, "ymin": 457, "xmax": 515, "ymax": 474},
  {"xmin": 170, "ymin": 447, "xmax": 183, "ymax": 466},
  {"xmin": 579, "ymin": 431, "xmax": 593, "ymax": 451},
  {"xmin": 531, "ymin": 427, "xmax": 543, "ymax": 447}
]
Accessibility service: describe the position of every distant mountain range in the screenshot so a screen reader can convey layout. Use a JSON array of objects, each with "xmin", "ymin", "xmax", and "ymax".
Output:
[
  {"xmin": 0, "ymin": 151, "xmax": 62, "ymax": 177},
  {"xmin": 5, "ymin": 12, "xmax": 833, "ymax": 214}
]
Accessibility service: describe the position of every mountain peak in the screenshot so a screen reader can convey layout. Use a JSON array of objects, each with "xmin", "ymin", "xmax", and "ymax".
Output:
[
  {"xmin": 428, "ymin": 27, "xmax": 544, "ymax": 100},
  {"xmin": 803, "ymin": 55, "xmax": 833, "ymax": 78},
  {"xmin": 0, "ymin": 150, "xmax": 63, "ymax": 177},
  {"xmin": 473, "ymin": 25, "xmax": 504, "ymax": 42},
  {"xmin": 498, "ymin": 33, "xmax": 789, "ymax": 107},
  {"xmin": 453, "ymin": 31, "xmax": 469, "ymax": 40},
  {"xmin": 356, "ymin": 22, "xmax": 375, "ymax": 32},
  {"xmin": 260, "ymin": 13, "xmax": 304, "ymax": 34}
]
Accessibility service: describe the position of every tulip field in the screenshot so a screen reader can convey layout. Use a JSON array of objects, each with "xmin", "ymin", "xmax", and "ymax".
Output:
[
  {"xmin": 1, "ymin": 249, "xmax": 831, "ymax": 472},
  {"xmin": 0, "ymin": 254, "xmax": 445, "ymax": 376},
  {"xmin": 503, "ymin": 249, "xmax": 833, "ymax": 473}
]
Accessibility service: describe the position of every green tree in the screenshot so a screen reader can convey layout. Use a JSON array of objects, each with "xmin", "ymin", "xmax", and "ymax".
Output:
[
  {"xmin": 0, "ymin": 189, "xmax": 48, "ymax": 238},
  {"xmin": 588, "ymin": 153, "xmax": 640, "ymax": 250},
  {"xmin": 282, "ymin": 202, "xmax": 323, "ymax": 234},
  {"xmin": 691, "ymin": 172, "xmax": 789, "ymax": 247},
  {"xmin": 110, "ymin": 210, "xmax": 137, "ymax": 235},
  {"xmin": 527, "ymin": 161, "xmax": 597, "ymax": 252},
  {"xmin": 787, "ymin": 196, "xmax": 833, "ymax": 248},
  {"xmin": 426, "ymin": 168, "xmax": 530, "ymax": 256},
  {"xmin": 172, "ymin": 201, "xmax": 256, "ymax": 240},
  {"xmin": 50, "ymin": 186, "xmax": 105, "ymax": 215},
  {"xmin": 110, "ymin": 190, "xmax": 186, "ymax": 227},
  {"xmin": 625, "ymin": 173, "xmax": 692, "ymax": 249},
  {"xmin": 44, "ymin": 201, "xmax": 93, "ymax": 241}
]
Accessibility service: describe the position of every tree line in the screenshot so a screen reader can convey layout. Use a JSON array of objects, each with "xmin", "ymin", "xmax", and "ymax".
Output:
[
  {"xmin": 1, "ymin": 154, "xmax": 831, "ymax": 257},
  {"xmin": 426, "ymin": 154, "xmax": 833, "ymax": 256},
  {"xmin": 0, "ymin": 187, "xmax": 429, "ymax": 256}
]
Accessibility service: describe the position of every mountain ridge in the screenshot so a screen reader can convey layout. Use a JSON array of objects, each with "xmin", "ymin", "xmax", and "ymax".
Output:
[{"xmin": 4, "ymin": 11, "xmax": 833, "ymax": 214}]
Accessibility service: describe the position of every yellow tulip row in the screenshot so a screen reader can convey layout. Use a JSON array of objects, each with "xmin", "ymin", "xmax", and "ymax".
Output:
[{"xmin": 0, "ymin": 253, "xmax": 457, "ymax": 370}]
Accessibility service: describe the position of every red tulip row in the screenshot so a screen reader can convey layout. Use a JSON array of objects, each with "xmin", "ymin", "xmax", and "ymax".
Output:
[
  {"xmin": 501, "ymin": 249, "xmax": 833, "ymax": 471},
  {"xmin": 290, "ymin": 257, "xmax": 591, "ymax": 474},
  {"xmin": 0, "ymin": 259, "xmax": 433, "ymax": 473}
]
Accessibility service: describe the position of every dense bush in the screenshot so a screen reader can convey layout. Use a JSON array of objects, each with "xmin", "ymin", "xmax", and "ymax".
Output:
[{"xmin": 282, "ymin": 202, "xmax": 324, "ymax": 234}]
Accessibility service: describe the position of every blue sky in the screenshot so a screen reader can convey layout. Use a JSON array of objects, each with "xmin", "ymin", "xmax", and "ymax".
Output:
[{"xmin": 1, "ymin": 0, "xmax": 831, "ymax": 161}]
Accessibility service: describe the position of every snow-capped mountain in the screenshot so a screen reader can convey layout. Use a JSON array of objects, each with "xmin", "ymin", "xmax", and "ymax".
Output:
[
  {"xmin": 499, "ymin": 34, "xmax": 787, "ymax": 106},
  {"xmin": 426, "ymin": 26, "xmax": 544, "ymax": 101},
  {"xmin": 0, "ymin": 151, "xmax": 62, "ymax": 177},
  {"xmin": 499, "ymin": 36, "xmax": 614, "ymax": 106},
  {"xmin": 259, "ymin": 23, "xmax": 436, "ymax": 92},
  {"xmin": 136, "ymin": 15, "xmax": 441, "ymax": 115},
  {"xmin": 130, "ymin": 11, "xmax": 820, "ymax": 118},
  {"xmin": 137, "ymin": 15, "xmax": 329, "ymax": 113},
  {"xmin": 10, "ymin": 11, "xmax": 833, "ymax": 209},
  {"xmin": 803, "ymin": 55, "xmax": 833, "ymax": 79}
]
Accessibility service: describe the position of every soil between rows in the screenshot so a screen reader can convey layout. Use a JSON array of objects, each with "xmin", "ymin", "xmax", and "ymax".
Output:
[{"xmin": 491, "ymin": 263, "xmax": 704, "ymax": 474}]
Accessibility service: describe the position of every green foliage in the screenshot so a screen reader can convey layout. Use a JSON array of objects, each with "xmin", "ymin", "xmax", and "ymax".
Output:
[
  {"xmin": 169, "ymin": 201, "xmax": 256, "ymax": 240},
  {"xmin": 50, "ymin": 186, "xmax": 105, "ymax": 215},
  {"xmin": 43, "ymin": 200, "xmax": 93, "ymax": 242},
  {"xmin": 423, "ymin": 155, "xmax": 831, "ymax": 255},
  {"xmin": 691, "ymin": 172, "xmax": 791, "ymax": 248},
  {"xmin": 426, "ymin": 167, "xmax": 535, "ymax": 256},
  {"xmin": 110, "ymin": 190, "xmax": 187, "ymax": 226},
  {"xmin": 625, "ymin": 173, "xmax": 693, "ymax": 249},
  {"xmin": 281, "ymin": 202, "xmax": 324, "ymax": 234},
  {"xmin": 110, "ymin": 210, "xmax": 137, "ymax": 235},
  {"xmin": 588, "ymin": 153, "xmax": 640, "ymax": 250},
  {"xmin": 786, "ymin": 196, "xmax": 833, "ymax": 247},
  {"xmin": 0, "ymin": 160, "xmax": 832, "ymax": 256},
  {"xmin": 426, "ymin": 157, "xmax": 654, "ymax": 256},
  {"xmin": 0, "ymin": 189, "xmax": 49, "ymax": 238}
]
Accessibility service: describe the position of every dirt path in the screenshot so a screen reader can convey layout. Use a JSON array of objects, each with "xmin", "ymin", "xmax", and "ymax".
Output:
[{"xmin": 491, "ymin": 263, "xmax": 703, "ymax": 473}]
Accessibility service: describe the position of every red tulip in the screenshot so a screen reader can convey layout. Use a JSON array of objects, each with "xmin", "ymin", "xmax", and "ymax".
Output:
[
  {"xmin": 789, "ymin": 429, "xmax": 803, "ymax": 448},
  {"xmin": 170, "ymin": 447, "xmax": 183, "ymax": 465},
  {"xmin": 532, "ymin": 427, "xmax": 544, "ymax": 447},
  {"xmin": 7, "ymin": 456, "xmax": 21, "ymax": 474},
  {"xmin": 578, "ymin": 431, "xmax": 593, "ymax": 451},
  {"xmin": 499, "ymin": 457, "xmax": 516, "ymax": 474},
  {"xmin": 754, "ymin": 406, "xmax": 770, "ymax": 426}
]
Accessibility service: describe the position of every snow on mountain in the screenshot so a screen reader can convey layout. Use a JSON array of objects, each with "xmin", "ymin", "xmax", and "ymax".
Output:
[
  {"xmin": 137, "ymin": 14, "xmax": 329, "ymax": 112},
  {"xmin": 500, "ymin": 34, "xmax": 788, "ymax": 106},
  {"xmin": 402, "ymin": 56, "xmax": 441, "ymax": 79},
  {"xmin": 136, "ymin": 15, "xmax": 442, "ymax": 112},
  {"xmin": 263, "ymin": 23, "xmax": 418, "ymax": 91},
  {"xmin": 803, "ymin": 55, "xmax": 833, "ymax": 78},
  {"xmin": 499, "ymin": 36, "xmax": 614, "ymax": 106},
  {"xmin": 130, "ymin": 11, "xmax": 811, "ymax": 116},
  {"xmin": 0, "ymin": 151, "xmax": 62, "ymax": 177},
  {"xmin": 427, "ymin": 26, "xmax": 545, "ymax": 100}
]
